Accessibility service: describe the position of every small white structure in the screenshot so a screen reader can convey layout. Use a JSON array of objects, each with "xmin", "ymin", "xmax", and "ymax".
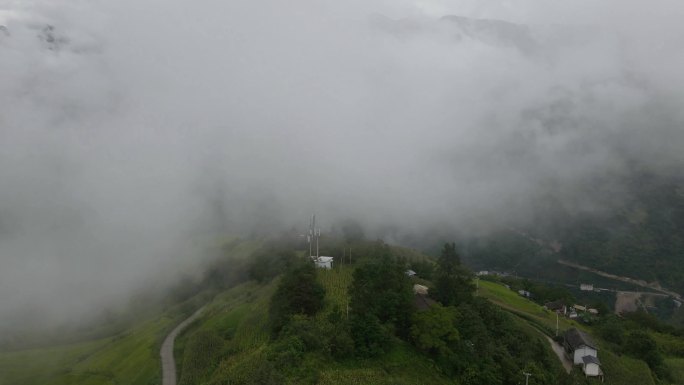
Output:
[
  {"xmin": 588, "ymin": 308, "xmax": 599, "ymax": 315},
  {"xmin": 314, "ymin": 256, "xmax": 334, "ymax": 269},
  {"xmin": 580, "ymin": 283, "xmax": 594, "ymax": 291},
  {"xmin": 564, "ymin": 328, "xmax": 599, "ymax": 366},
  {"xmin": 405, "ymin": 269, "xmax": 417, "ymax": 277},
  {"xmin": 413, "ymin": 284, "xmax": 428, "ymax": 295},
  {"xmin": 582, "ymin": 355, "xmax": 602, "ymax": 377},
  {"xmin": 518, "ymin": 290, "xmax": 532, "ymax": 298},
  {"xmin": 574, "ymin": 304, "xmax": 587, "ymax": 312},
  {"xmin": 477, "ymin": 270, "xmax": 489, "ymax": 276}
]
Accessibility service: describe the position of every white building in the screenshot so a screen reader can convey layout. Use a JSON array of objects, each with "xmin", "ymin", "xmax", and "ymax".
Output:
[
  {"xmin": 580, "ymin": 283, "xmax": 594, "ymax": 291},
  {"xmin": 582, "ymin": 355, "xmax": 602, "ymax": 377},
  {"xmin": 406, "ymin": 269, "xmax": 417, "ymax": 277},
  {"xmin": 564, "ymin": 328, "xmax": 599, "ymax": 366},
  {"xmin": 314, "ymin": 256, "xmax": 333, "ymax": 269}
]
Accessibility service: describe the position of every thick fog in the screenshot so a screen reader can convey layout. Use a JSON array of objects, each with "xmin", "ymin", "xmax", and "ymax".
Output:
[{"xmin": 1, "ymin": 0, "xmax": 683, "ymax": 332}]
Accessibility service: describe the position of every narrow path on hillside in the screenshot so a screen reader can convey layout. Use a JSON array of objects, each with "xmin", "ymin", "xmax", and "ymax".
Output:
[
  {"xmin": 545, "ymin": 336, "xmax": 572, "ymax": 373},
  {"xmin": 160, "ymin": 306, "xmax": 205, "ymax": 385}
]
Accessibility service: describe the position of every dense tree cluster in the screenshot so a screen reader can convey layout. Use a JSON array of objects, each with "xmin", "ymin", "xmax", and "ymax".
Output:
[
  {"xmin": 348, "ymin": 256, "xmax": 414, "ymax": 356},
  {"xmin": 269, "ymin": 262, "xmax": 325, "ymax": 335},
  {"xmin": 596, "ymin": 311, "xmax": 676, "ymax": 382},
  {"xmin": 434, "ymin": 243, "xmax": 475, "ymax": 306},
  {"xmin": 259, "ymin": 240, "xmax": 576, "ymax": 384}
]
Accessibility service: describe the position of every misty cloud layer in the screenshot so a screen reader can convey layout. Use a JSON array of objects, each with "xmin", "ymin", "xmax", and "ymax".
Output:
[{"xmin": 1, "ymin": 0, "xmax": 683, "ymax": 330}]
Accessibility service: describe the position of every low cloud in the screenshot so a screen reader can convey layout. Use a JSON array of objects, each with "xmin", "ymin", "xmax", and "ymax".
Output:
[{"xmin": 1, "ymin": 0, "xmax": 683, "ymax": 331}]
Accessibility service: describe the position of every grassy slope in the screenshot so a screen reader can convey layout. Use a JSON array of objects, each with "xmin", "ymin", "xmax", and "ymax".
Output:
[
  {"xmin": 665, "ymin": 358, "xmax": 684, "ymax": 383},
  {"xmin": 0, "ymin": 316, "xmax": 171, "ymax": 385},
  {"xmin": 478, "ymin": 280, "xmax": 656, "ymax": 385},
  {"xmin": 0, "ymin": 238, "xmax": 261, "ymax": 385},
  {"xmin": 174, "ymin": 280, "xmax": 276, "ymax": 384}
]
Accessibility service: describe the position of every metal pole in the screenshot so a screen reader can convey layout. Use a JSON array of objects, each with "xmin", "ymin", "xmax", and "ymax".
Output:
[
  {"xmin": 556, "ymin": 312, "xmax": 559, "ymax": 337},
  {"xmin": 523, "ymin": 372, "xmax": 531, "ymax": 385}
]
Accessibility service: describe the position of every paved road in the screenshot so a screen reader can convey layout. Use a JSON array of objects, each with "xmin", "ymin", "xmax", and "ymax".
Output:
[
  {"xmin": 557, "ymin": 259, "xmax": 682, "ymax": 301},
  {"xmin": 160, "ymin": 307, "xmax": 205, "ymax": 385},
  {"xmin": 546, "ymin": 336, "xmax": 572, "ymax": 374}
]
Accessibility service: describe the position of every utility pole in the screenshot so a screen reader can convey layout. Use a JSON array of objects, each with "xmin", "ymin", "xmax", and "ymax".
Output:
[
  {"xmin": 346, "ymin": 299, "xmax": 349, "ymax": 319},
  {"xmin": 523, "ymin": 372, "xmax": 532, "ymax": 385},
  {"xmin": 316, "ymin": 229, "xmax": 320, "ymax": 258},
  {"xmin": 556, "ymin": 312, "xmax": 559, "ymax": 337},
  {"xmin": 308, "ymin": 214, "xmax": 314, "ymax": 257}
]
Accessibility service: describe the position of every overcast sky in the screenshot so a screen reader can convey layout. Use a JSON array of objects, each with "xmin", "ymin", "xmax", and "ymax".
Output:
[{"xmin": 1, "ymin": 0, "xmax": 683, "ymax": 331}]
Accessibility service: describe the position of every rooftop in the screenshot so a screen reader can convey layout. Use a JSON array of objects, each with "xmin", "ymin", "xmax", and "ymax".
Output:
[
  {"xmin": 582, "ymin": 355, "xmax": 601, "ymax": 365},
  {"xmin": 564, "ymin": 328, "xmax": 597, "ymax": 350}
]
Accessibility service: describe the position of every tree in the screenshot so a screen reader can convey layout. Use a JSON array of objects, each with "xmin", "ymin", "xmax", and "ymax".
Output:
[
  {"xmin": 410, "ymin": 304, "xmax": 459, "ymax": 356},
  {"xmin": 598, "ymin": 315, "xmax": 625, "ymax": 346},
  {"xmin": 348, "ymin": 256, "xmax": 414, "ymax": 355},
  {"xmin": 434, "ymin": 243, "xmax": 474, "ymax": 306},
  {"xmin": 624, "ymin": 330, "xmax": 663, "ymax": 369},
  {"xmin": 269, "ymin": 262, "xmax": 325, "ymax": 335}
]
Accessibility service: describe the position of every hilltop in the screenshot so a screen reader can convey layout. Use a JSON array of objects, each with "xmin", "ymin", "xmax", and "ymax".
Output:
[{"xmin": 3, "ymin": 235, "xmax": 684, "ymax": 385}]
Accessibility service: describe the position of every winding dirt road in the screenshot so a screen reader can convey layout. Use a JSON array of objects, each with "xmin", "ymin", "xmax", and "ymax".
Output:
[{"xmin": 160, "ymin": 307, "xmax": 205, "ymax": 385}]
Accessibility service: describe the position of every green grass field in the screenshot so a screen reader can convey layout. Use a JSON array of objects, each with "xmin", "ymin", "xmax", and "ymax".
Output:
[
  {"xmin": 317, "ymin": 265, "xmax": 354, "ymax": 313},
  {"xmin": 0, "ymin": 237, "xmax": 260, "ymax": 385},
  {"xmin": 665, "ymin": 358, "xmax": 684, "ymax": 384},
  {"xmin": 173, "ymin": 280, "xmax": 276, "ymax": 383},
  {"xmin": 0, "ymin": 316, "xmax": 171, "ymax": 385},
  {"xmin": 477, "ymin": 279, "xmax": 586, "ymax": 335}
]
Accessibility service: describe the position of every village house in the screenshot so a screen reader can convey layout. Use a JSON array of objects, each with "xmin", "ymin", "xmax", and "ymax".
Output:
[
  {"xmin": 580, "ymin": 283, "xmax": 594, "ymax": 291},
  {"xmin": 582, "ymin": 356, "xmax": 602, "ymax": 377},
  {"xmin": 518, "ymin": 289, "xmax": 532, "ymax": 298},
  {"xmin": 564, "ymin": 328, "xmax": 602, "ymax": 378},
  {"xmin": 405, "ymin": 269, "xmax": 417, "ymax": 277},
  {"xmin": 544, "ymin": 300, "xmax": 567, "ymax": 315}
]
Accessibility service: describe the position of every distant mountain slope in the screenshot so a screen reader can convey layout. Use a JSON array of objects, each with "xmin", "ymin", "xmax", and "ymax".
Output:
[{"xmin": 460, "ymin": 169, "xmax": 684, "ymax": 298}]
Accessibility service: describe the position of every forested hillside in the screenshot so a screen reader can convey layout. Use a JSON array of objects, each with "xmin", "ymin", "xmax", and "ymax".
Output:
[{"xmin": 457, "ymin": 169, "xmax": 684, "ymax": 296}]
